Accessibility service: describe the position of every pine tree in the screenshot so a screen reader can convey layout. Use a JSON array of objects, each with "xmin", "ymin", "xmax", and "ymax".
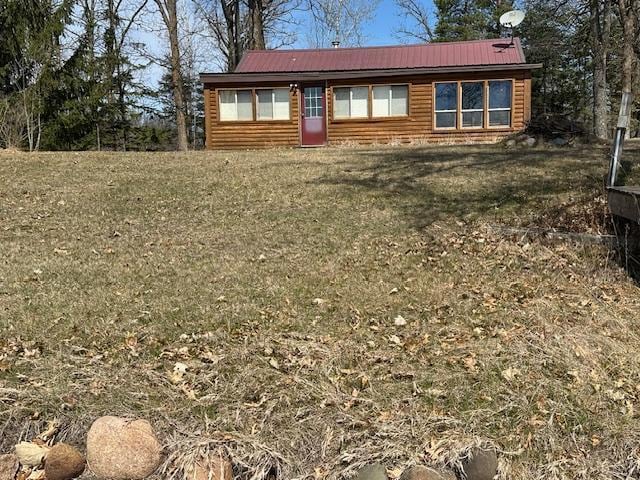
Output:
[
  {"xmin": 433, "ymin": 0, "xmax": 513, "ymax": 41},
  {"xmin": 0, "ymin": 0, "xmax": 73, "ymax": 150}
]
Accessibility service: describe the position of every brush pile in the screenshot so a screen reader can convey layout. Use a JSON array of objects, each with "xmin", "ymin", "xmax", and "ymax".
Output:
[{"xmin": 527, "ymin": 113, "xmax": 586, "ymax": 138}]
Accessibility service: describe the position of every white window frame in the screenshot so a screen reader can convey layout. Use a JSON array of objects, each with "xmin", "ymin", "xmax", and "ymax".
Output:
[
  {"xmin": 304, "ymin": 86, "xmax": 324, "ymax": 118},
  {"xmin": 434, "ymin": 82, "xmax": 458, "ymax": 130},
  {"xmin": 256, "ymin": 88, "xmax": 291, "ymax": 121},
  {"xmin": 333, "ymin": 86, "xmax": 369, "ymax": 119},
  {"xmin": 372, "ymin": 84, "xmax": 409, "ymax": 118},
  {"xmin": 487, "ymin": 80, "xmax": 513, "ymax": 128},
  {"xmin": 460, "ymin": 81, "xmax": 484, "ymax": 129},
  {"xmin": 218, "ymin": 89, "xmax": 254, "ymax": 122}
]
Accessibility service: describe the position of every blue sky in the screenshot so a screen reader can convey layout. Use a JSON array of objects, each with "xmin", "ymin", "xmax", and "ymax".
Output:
[
  {"xmin": 291, "ymin": 0, "xmax": 437, "ymax": 49},
  {"xmin": 365, "ymin": 0, "xmax": 429, "ymax": 45}
]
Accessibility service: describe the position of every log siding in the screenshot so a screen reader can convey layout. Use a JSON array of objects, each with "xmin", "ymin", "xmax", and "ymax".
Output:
[{"xmin": 203, "ymin": 70, "xmax": 532, "ymax": 149}]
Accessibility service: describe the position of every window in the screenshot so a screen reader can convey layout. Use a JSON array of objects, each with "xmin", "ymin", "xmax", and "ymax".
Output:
[
  {"xmin": 434, "ymin": 82, "xmax": 457, "ymax": 128},
  {"xmin": 333, "ymin": 86, "xmax": 369, "ymax": 119},
  {"xmin": 488, "ymin": 80, "xmax": 512, "ymax": 127},
  {"xmin": 461, "ymin": 82, "xmax": 484, "ymax": 128},
  {"xmin": 433, "ymin": 79, "xmax": 513, "ymax": 130},
  {"xmin": 219, "ymin": 90, "xmax": 253, "ymax": 121},
  {"xmin": 257, "ymin": 89, "xmax": 290, "ymax": 120},
  {"xmin": 304, "ymin": 87, "xmax": 323, "ymax": 118},
  {"xmin": 372, "ymin": 85, "xmax": 409, "ymax": 117}
]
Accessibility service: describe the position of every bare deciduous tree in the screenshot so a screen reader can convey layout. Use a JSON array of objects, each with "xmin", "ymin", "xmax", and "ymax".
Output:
[
  {"xmin": 0, "ymin": 96, "xmax": 29, "ymax": 150},
  {"xmin": 306, "ymin": 0, "xmax": 380, "ymax": 47},
  {"xmin": 617, "ymin": 0, "xmax": 639, "ymax": 94},
  {"xmin": 154, "ymin": 0, "xmax": 189, "ymax": 151},
  {"xmin": 591, "ymin": 0, "xmax": 611, "ymax": 139},
  {"xmin": 195, "ymin": 0, "xmax": 297, "ymax": 72},
  {"xmin": 395, "ymin": 0, "xmax": 434, "ymax": 42}
]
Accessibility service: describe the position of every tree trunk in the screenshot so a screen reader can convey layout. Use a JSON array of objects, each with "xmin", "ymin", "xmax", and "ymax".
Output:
[
  {"xmin": 220, "ymin": 0, "xmax": 240, "ymax": 71},
  {"xmin": 249, "ymin": 0, "xmax": 266, "ymax": 49},
  {"xmin": 618, "ymin": 0, "xmax": 638, "ymax": 94},
  {"xmin": 591, "ymin": 0, "xmax": 610, "ymax": 139},
  {"xmin": 233, "ymin": 0, "xmax": 242, "ymax": 67},
  {"xmin": 155, "ymin": 0, "xmax": 188, "ymax": 151}
]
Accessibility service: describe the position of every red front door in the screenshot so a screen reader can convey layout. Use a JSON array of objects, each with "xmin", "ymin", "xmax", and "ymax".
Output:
[{"xmin": 301, "ymin": 86, "xmax": 326, "ymax": 146}]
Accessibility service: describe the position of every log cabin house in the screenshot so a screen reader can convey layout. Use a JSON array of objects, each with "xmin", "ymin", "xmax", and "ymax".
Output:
[{"xmin": 199, "ymin": 38, "xmax": 540, "ymax": 149}]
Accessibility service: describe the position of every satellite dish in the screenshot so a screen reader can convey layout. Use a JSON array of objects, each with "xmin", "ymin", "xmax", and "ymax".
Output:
[{"xmin": 499, "ymin": 10, "xmax": 525, "ymax": 28}]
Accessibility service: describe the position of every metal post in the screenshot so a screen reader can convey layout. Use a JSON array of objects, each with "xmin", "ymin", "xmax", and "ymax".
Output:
[{"xmin": 607, "ymin": 92, "xmax": 634, "ymax": 187}]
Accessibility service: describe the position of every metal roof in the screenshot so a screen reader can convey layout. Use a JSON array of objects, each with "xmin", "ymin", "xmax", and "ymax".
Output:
[
  {"xmin": 235, "ymin": 38, "xmax": 526, "ymax": 73},
  {"xmin": 199, "ymin": 63, "xmax": 541, "ymax": 85}
]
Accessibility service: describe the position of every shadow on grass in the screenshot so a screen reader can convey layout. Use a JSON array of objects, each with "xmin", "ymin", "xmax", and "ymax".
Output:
[{"xmin": 312, "ymin": 144, "xmax": 606, "ymax": 229}]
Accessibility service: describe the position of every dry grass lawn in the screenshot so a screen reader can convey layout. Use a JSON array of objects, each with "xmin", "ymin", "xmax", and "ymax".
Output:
[{"xmin": 2, "ymin": 143, "xmax": 640, "ymax": 479}]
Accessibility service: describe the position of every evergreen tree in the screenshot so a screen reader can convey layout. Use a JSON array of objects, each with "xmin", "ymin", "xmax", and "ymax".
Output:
[
  {"xmin": 0, "ymin": 0, "xmax": 73, "ymax": 150},
  {"xmin": 433, "ymin": 0, "xmax": 513, "ymax": 41}
]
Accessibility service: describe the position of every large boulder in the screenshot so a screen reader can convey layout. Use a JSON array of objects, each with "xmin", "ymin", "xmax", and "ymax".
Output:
[
  {"xmin": 86, "ymin": 416, "xmax": 162, "ymax": 480},
  {"xmin": 185, "ymin": 453, "xmax": 233, "ymax": 480},
  {"xmin": 459, "ymin": 447, "xmax": 498, "ymax": 480},
  {"xmin": 0, "ymin": 454, "xmax": 19, "ymax": 480},
  {"xmin": 45, "ymin": 443, "xmax": 86, "ymax": 480},
  {"xmin": 355, "ymin": 464, "xmax": 388, "ymax": 480},
  {"xmin": 399, "ymin": 465, "xmax": 455, "ymax": 480}
]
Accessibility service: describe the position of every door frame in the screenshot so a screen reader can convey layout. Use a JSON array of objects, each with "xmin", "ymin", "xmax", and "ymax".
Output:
[{"xmin": 299, "ymin": 83, "xmax": 328, "ymax": 147}]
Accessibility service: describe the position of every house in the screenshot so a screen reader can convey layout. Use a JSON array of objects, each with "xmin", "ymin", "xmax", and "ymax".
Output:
[{"xmin": 199, "ymin": 38, "xmax": 540, "ymax": 149}]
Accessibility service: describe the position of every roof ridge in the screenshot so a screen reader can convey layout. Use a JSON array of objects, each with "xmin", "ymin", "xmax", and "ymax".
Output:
[{"xmin": 243, "ymin": 37, "xmax": 519, "ymax": 55}]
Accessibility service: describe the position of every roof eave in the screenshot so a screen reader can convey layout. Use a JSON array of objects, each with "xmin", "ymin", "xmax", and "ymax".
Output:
[{"xmin": 199, "ymin": 63, "xmax": 542, "ymax": 84}]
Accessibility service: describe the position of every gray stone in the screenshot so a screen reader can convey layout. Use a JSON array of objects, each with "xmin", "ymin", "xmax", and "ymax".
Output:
[
  {"xmin": 459, "ymin": 447, "xmax": 498, "ymax": 480},
  {"xmin": 505, "ymin": 139, "xmax": 516, "ymax": 147},
  {"xmin": 523, "ymin": 136, "xmax": 536, "ymax": 147},
  {"xmin": 87, "ymin": 416, "xmax": 162, "ymax": 480},
  {"xmin": 355, "ymin": 464, "xmax": 388, "ymax": 480},
  {"xmin": 0, "ymin": 454, "xmax": 18, "ymax": 480},
  {"xmin": 550, "ymin": 137, "xmax": 569, "ymax": 146},
  {"xmin": 399, "ymin": 465, "xmax": 455, "ymax": 480},
  {"xmin": 514, "ymin": 133, "xmax": 529, "ymax": 142}
]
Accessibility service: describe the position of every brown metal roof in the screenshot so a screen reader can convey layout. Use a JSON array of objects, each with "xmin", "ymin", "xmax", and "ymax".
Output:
[
  {"xmin": 234, "ymin": 38, "xmax": 526, "ymax": 73},
  {"xmin": 199, "ymin": 63, "xmax": 541, "ymax": 85}
]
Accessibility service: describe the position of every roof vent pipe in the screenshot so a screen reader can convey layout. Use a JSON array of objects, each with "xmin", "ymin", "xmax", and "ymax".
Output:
[{"xmin": 332, "ymin": 40, "xmax": 340, "ymax": 48}]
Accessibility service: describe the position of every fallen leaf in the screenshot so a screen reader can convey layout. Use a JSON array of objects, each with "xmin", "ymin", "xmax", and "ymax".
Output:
[
  {"xmin": 501, "ymin": 367, "xmax": 521, "ymax": 382},
  {"xmin": 394, "ymin": 315, "xmax": 407, "ymax": 326}
]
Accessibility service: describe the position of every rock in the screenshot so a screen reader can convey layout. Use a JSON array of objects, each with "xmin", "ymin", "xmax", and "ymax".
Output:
[
  {"xmin": 550, "ymin": 137, "xmax": 568, "ymax": 146},
  {"xmin": 399, "ymin": 465, "xmax": 455, "ymax": 480},
  {"xmin": 522, "ymin": 136, "xmax": 536, "ymax": 147},
  {"xmin": 185, "ymin": 453, "xmax": 233, "ymax": 480},
  {"xmin": 14, "ymin": 442, "xmax": 48, "ymax": 467},
  {"xmin": 86, "ymin": 416, "xmax": 162, "ymax": 480},
  {"xmin": 0, "ymin": 454, "xmax": 19, "ymax": 480},
  {"xmin": 459, "ymin": 447, "xmax": 498, "ymax": 480},
  {"xmin": 45, "ymin": 443, "xmax": 85, "ymax": 480},
  {"xmin": 505, "ymin": 139, "xmax": 516, "ymax": 147},
  {"xmin": 355, "ymin": 464, "xmax": 388, "ymax": 480}
]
